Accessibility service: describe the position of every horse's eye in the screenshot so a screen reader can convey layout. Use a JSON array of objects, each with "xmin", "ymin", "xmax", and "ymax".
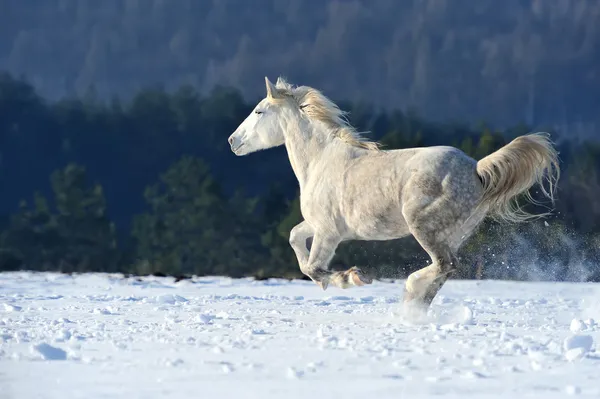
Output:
[{"xmin": 254, "ymin": 110, "xmax": 263, "ymax": 115}]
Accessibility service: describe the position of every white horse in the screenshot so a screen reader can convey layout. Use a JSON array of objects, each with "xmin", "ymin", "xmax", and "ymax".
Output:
[{"xmin": 228, "ymin": 77, "xmax": 560, "ymax": 311}]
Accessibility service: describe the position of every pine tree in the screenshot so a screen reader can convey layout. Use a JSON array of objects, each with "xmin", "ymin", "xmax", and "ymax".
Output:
[{"xmin": 132, "ymin": 156, "xmax": 266, "ymax": 277}]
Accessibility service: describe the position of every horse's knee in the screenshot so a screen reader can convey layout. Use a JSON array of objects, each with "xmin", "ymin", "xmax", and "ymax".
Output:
[
  {"xmin": 289, "ymin": 225, "xmax": 309, "ymax": 249},
  {"xmin": 289, "ymin": 227, "xmax": 300, "ymax": 247}
]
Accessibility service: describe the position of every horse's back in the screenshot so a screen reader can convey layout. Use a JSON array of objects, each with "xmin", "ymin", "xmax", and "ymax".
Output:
[
  {"xmin": 337, "ymin": 146, "xmax": 473, "ymax": 239},
  {"xmin": 401, "ymin": 145, "xmax": 476, "ymax": 170}
]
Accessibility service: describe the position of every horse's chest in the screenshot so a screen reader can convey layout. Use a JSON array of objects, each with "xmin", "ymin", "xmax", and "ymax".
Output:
[
  {"xmin": 300, "ymin": 194, "xmax": 332, "ymax": 219},
  {"xmin": 299, "ymin": 185, "xmax": 338, "ymax": 223}
]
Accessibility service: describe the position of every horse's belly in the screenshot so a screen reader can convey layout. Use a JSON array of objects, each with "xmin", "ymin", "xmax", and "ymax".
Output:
[{"xmin": 345, "ymin": 205, "xmax": 411, "ymax": 240}]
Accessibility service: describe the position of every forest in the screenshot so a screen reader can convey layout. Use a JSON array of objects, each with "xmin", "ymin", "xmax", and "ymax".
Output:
[
  {"xmin": 2, "ymin": 71, "xmax": 600, "ymax": 283},
  {"xmin": 1, "ymin": 0, "xmax": 600, "ymax": 133}
]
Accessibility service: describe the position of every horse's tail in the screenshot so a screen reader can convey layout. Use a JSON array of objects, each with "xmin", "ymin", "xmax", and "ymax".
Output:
[{"xmin": 476, "ymin": 132, "xmax": 560, "ymax": 223}]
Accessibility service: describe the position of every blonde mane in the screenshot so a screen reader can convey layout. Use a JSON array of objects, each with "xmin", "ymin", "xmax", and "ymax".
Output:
[{"xmin": 272, "ymin": 77, "xmax": 381, "ymax": 151}]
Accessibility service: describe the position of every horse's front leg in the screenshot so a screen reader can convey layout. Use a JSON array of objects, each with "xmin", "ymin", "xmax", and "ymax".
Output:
[
  {"xmin": 289, "ymin": 221, "xmax": 314, "ymax": 272},
  {"xmin": 301, "ymin": 232, "xmax": 372, "ymax": 290}
]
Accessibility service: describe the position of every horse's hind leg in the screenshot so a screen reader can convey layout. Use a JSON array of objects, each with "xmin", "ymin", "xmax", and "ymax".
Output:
[
  {"xmin": 401, "ymin": 199, "xmax": 464, "ymax": 311},
  {"xmin": 403, "ymin": 244, "xmax": 458, "ymax": 310}
]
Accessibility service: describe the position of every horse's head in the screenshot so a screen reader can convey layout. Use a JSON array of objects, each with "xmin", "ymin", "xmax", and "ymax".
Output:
[{"xmin": 228, "ymin": 77, "xmax": 293, "ymax": 156}]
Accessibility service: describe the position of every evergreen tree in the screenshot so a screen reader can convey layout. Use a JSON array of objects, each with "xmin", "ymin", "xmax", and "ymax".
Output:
[
  {"xmin": 1, "ymin": 164, "xmax": 118, "ymax": 272},
  {"xmin": 131, "ymin": 156, "xmax": 266, "ymax": 277},
  {"xmin": 51, "ymin": 164, "xmax": 119, "ymax": 272}
]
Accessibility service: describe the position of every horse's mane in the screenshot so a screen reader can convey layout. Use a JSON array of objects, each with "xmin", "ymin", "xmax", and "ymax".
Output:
[{"xmin": 273, "ymin": 77, "xmax": 381, "ymax": 151}]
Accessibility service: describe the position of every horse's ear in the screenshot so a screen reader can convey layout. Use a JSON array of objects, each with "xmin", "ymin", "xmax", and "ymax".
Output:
[{"xmin": 265, "ymin": 77, "xmax": 279, "ymax": 99}]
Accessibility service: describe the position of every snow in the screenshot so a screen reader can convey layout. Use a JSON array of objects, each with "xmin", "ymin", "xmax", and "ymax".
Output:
[
  {"xmin": 30, "ymin": 343, "xmax": 68, "ymax": 361},
  {"xmin": 1, "ymin": 272, "xmax": 600, "ymax": 398}
]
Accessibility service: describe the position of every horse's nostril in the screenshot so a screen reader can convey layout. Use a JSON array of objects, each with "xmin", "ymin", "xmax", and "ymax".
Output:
[{"xmin": 228, "ymin": 137, "xmax": 234, "ymax": 146}]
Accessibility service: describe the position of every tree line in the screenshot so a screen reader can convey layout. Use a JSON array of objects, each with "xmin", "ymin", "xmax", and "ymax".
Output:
[
  {"xmin": 1, "ymin": 72, "xmax": 600, "ymax": 282},
  {"xmin": 1, "ymin": 0, "xmax": 599, "ymax": 132}
]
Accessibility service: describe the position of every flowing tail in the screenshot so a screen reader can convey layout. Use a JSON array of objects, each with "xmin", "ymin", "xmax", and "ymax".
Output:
[{"xmin": 476, "ymin": 132, "xmax": 560, "ymax": 223}]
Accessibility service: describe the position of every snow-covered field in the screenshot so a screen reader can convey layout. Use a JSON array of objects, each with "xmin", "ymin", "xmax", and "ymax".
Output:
[{"xmin": 1, "ymin": 272, "xmax": 600, "ymax": 398}]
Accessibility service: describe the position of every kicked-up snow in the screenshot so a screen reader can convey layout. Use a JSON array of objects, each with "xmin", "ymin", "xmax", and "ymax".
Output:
[{"xmin": 1, "ymin": 272, "xmax": 600, "ymax": 398}]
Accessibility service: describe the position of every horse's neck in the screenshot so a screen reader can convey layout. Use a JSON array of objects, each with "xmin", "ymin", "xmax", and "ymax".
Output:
[{"xmin": 283, "ymin": 123, "xmax": 348, "ymax": 191}]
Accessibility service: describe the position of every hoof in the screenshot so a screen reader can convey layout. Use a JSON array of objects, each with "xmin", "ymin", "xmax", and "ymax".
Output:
[
  {"xmin": 347, "ymin": 267, "xmax": 373, "ymax": 286},
  {"xmin": 402, "ymin": 284, "xmax": 416, "ymax": 302},
  {"xmin": 316, "ymin": 279, "xmax": 329, "ymax": 291},
  {"xmin": 402, "ymin": 288, "xmax": 432, "ymax": 316},
  {"xmin": 402, "ymin": 293, "xmax": 430, "ymax": 318},
  {"xmin": 332, "ymin": 267, "xmax": 373, "ymax": 289},
  {"xmin": 402, "ymin": 300, "xmax": 430, "ymax": 323},
  {"xmin": 402, "ymin": 296, "xmax": 429, "ymax": 311}
]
